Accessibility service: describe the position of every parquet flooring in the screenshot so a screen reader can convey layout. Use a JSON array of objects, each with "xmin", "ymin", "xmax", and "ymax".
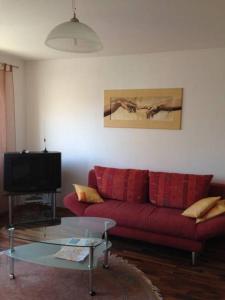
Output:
[
  {"xmin": 0, "ymin": 207, "xmax": 225, "ymax": 300},
  {"xmin": 111, "ymin": 236, "xmax": 225, "ymax": 300}
]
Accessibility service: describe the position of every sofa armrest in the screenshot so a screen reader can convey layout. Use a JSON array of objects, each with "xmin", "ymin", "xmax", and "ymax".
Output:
[
  {"xmin": 63, "ymin": 192, "xmax": 90, "ymax": 216},
  {"xmin": 197, "ymin": 215, "xmax": 225, "ymax": 240}
]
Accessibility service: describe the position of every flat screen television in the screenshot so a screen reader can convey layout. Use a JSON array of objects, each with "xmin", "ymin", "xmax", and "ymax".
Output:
[{"xmin": 4, "ymin": 152, "xmax": 61, "ymax": 193}]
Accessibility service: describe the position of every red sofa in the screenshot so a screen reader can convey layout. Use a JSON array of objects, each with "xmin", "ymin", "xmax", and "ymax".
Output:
[{"xmin": 64, "ymin": 166, "xmax": 225, "ymax": 264}]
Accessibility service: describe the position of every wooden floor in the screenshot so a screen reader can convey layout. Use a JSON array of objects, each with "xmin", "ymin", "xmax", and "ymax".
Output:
[{"xmin": 1, "ymin": 206, "xmax": 225, "ymax": 300}]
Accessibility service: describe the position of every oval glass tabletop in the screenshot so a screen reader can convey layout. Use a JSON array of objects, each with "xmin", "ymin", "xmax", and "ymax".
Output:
[{"xmin": 8, "ymin": 217, "xmax": 116, "ymax": 247}]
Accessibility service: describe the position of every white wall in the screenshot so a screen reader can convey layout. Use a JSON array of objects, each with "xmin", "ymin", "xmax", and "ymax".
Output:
[
  {"xmin": 25, "ymin": 48, "xmax": 225, "ymax": 205},
  {"xmin": 0, "ymin": 52, "xmax": 26, "ymax": 212}
]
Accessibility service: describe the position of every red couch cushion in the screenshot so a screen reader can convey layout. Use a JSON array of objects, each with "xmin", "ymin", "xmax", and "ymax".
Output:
[
  {"xmin": 148, "ymin": 206, "xmax": 197, "ymax": 240},
  {"xmin": 95, "ymin": 166, "xmax": 128, "ymax": 201},
  {"xmin": 94, "ymin": 166, "xmax": 148, "ymax": 203},
  {"xmin": 88, "ymin": 169, "xmax": 98, "ymax": 189},
  {"xmin": 84, "ymin": 200, "xmax": 155, "ymax": 229},
  {"xmin": 126, "ymin": 169, "xmax": 149, "ymax": 203},
  {"xmin": 149, "ymin": 171, "xmax": 213, "ymax": 209},
  {"xmin": 84, "ymin": 199, "xmax": 197, "ymax": 240}
]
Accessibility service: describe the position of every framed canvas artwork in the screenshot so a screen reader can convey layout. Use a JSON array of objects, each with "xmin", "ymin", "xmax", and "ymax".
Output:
[{"xmin": 104, "ymin": 88, "xmax": 183, "ymax": 129}]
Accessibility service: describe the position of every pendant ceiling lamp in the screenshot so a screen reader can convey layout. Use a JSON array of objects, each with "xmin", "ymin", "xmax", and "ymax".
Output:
[{"xmin": 45, "ymin": 0, "xmax": 103, "ymax": 53}]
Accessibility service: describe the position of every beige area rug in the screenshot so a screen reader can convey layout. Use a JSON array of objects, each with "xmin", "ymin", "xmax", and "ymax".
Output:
[{"xmin": 0, "ymin": 253, "xmax": 162, "ymax": 300}]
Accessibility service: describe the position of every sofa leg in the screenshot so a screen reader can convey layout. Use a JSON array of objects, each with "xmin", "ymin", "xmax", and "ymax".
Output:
[{"xmin": 192, "ymin": 252, "xmax": 197, "ymax": 266}]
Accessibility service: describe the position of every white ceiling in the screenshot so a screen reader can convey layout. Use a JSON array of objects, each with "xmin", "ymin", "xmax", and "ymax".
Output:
[{"xmin": 1, "ymin": 0, "xmax": 225, "ymax": 60}]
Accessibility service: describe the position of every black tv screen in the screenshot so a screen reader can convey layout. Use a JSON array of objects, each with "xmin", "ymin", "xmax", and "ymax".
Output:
[{"xmin": 4, "ymin": 152, "xmax": 61, "ymax": 193}]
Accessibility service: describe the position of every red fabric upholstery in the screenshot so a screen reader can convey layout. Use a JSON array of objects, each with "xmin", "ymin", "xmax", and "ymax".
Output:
[
  {"xmin": 126, "ymin": 169, "xmax": 149, "ymax": 203},
  {"xmin": 84, "ymin": 200, "xmax": 197, "ymax": 240},
  {"xmin": 149, "ymin": 171, "xmax": 213, "ymax": 209},
  {"xmin": 94, "ymin": 166, "xmax": 149, "ymax": 203},
  {"xmin": 109, "ymin": 226, "xmax": 203, "ymax": 252},
  {"xmin": 64, "ymin": 192, "xmax": 90, "ymax": 216},
  {"xmin": 148, "ymin": 206, "xmax": 197, "ymax": 239},
  {"xmin": 88, "ymin": 169, "xmax": 98, "ymax": 189},
  {"xmin": 94, "ymin": 166, "xmax": 128, "ymax": 201},
  {"xmin": 197, "ymin": 215, "xmax": 225, "ymax": 240},
  {"xmin": 84, "ymin": 200, "xmax": 155, "ymax": 229},
  {"xmin": 63, "ymin": 168, "xmax": 225, "ymax": 254}
]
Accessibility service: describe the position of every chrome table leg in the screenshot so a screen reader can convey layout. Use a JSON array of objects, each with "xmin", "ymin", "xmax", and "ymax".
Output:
[
  {"xmin": 51, "ymin": 193, "xmax": 56, "ymax": 220},
  {"xmin": 192, "ymin": 251, "xmax": 197, "ymax": 266},
  {"xmin": 88, "ymin": 246, "xmax": 96, "ymax": 296},
  {"xmin": 8, "ymin": 227, "xmax": 15, "ymax": 279},
  {"xmin": 103, "ymin": 230, "xmax": 109, "ymax": 269},
  {"xmin": 103, "ymin": 221, "xmax": 110, "ymax": 269},
  {"xmin": 8, "ymin": 196, "xmax": 13, "ymax": 226}
]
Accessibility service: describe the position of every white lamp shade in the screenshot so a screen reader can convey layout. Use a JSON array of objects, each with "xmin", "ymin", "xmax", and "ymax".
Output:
[{"xmin": 45, "ymin": 21, "xmax": 103, "ymax": 53}]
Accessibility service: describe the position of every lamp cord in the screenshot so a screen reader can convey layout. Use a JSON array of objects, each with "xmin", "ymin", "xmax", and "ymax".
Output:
[
  {"xmin": 72, "ymin": 0, "xmax": 76, "ymax": 13},
  {"xmin": 71, "ymin": 0, "xmax": 79, "ymax": 22}
]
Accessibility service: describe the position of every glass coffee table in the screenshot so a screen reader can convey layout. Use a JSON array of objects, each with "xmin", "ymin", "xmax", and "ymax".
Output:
[{"xmin": 5, "ymin": 217, "xmax": 116, "ymax": 296}]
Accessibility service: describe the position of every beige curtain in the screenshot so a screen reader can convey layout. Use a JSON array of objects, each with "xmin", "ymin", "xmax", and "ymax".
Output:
[{"xmin": 0, "ymin": 64, "xmax": 16, "ymax": 213}]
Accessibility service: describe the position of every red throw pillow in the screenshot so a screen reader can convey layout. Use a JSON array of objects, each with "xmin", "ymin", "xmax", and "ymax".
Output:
[
  {"xmin": 149, "ymin": 171, "xmax": 213, "ymax": 209},
  {"xmin": 126, "ymin": 169, "xmax": 149, "ymax": 203},
  {"xmin": 94, "ymin": 166, "xmax": 128, "ymax": 201},
  {"xmin": 94, "ymin": 166, "xmax": 149, "ymax": 203}
]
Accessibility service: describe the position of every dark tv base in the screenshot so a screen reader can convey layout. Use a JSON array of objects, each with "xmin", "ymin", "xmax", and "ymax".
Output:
[
  {"xmin": 11, "ymin": 216, "xmax": 62, "ymax": 228},
  {"xmin": 7, "ymin": 191, "xmax": 59, "ymax": 227}
]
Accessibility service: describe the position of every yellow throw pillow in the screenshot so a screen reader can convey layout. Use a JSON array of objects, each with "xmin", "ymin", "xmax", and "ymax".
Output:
[
  {"xmin": 182, "ymin": 196, "xmax": 220, "ymax": 218},
  {"xmin": 196, "ymin": 200, "xmax": 225, "ymax": 223},
  {"xmin": 73, "ymin": 184, "xmax": 104, "ymax": 204}
]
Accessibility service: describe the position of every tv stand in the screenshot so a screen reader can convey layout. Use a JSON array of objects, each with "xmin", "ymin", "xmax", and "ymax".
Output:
[{"xmin": 8, "ymin": 191, "xmax": 59, "ymax": 226}]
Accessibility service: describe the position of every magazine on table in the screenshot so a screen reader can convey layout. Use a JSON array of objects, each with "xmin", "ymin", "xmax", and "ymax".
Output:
[{"xmin": 54, "ymin": 238, "xmax": 96, "ymax": 262}]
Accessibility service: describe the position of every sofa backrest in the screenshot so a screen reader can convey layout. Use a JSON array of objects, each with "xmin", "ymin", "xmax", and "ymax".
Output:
[
  {"xmin": 88, "ymin": 169, "xmax": 98, "ymax": 189},
  {"xmin": 149, "ymin": 171, "xmax": 213, "ymax": 209},
  {"xmin": 88, "ymin": 168, "xmax": 225, "ymax": 208},
  {"xmin": 89, "ymin": 166, "xmax": 149, "ymax": 203}
]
